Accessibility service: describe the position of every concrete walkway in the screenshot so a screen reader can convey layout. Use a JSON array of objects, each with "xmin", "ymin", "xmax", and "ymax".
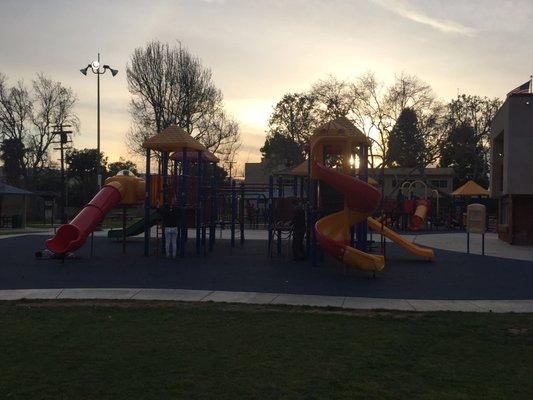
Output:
[
  {"xmin": 412, "ymin": 232, "xmax": 533, "ymax": 261},
  {"xmin": 1, "ymin": 288, "xmax": 532, "ymax": 313}
]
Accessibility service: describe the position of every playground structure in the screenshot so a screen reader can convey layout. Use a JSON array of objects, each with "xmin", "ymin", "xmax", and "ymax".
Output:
[
  {"xmin": 46, "ymin": 119, "xmax": 436, "ymax": 274},
  {"xmin": 45, "ymin": 125, "xmax": 296, "ymax": 258},
  {"xmin": 307, "ymin": 118, "xmax": 435, "ymax": 271},
  {"xmin": 45, "ymin": 170, "xmax": 145, "ymax": 254}
]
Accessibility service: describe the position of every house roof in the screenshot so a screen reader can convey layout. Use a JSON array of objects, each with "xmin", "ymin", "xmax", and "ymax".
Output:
[
  {"xmin": 0, "ymin": 183, "xmax": 33, "ymax": 195},
  {"xmin": 142, "ymin": 125, "xmax": 206, "ymax": 152},
  {"xmin": 451, "ymin": 180, "xmax": 489, "ymax": 197},
  {"xmin": 289, "ymin": 160, "xmax": 308, "ymax": 176},
  {"xmin": 368, "ymin": 167, "xmax": 455, "ymax": 176}
]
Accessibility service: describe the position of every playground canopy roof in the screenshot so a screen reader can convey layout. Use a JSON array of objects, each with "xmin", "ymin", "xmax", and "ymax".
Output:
[
  {"xmin": 170, "ymin": 150, "xmax": 219, "ymax": 163},
  {"xmin": 142, "ymin": 125, "xmax": 206, "ymax": 152},
  {"xmin": 310, "ymin": 117, "xmax": 371, "ymax": 149},
  {"xmin": 451, "ymin": 180, "xmax": 489, "ymax": 197}
]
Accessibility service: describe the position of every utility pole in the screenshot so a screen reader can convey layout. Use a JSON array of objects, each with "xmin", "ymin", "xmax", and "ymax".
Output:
[
  {"xmin": 52, "ymin": 124, "xmax": 73, "ymax": 224},
  {"xmin": 227, "ymin": 161, "xmax": 236, "ymax": 179}
]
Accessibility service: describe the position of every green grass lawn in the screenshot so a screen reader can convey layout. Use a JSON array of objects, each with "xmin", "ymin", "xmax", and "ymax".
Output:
[{"xmin": 0, "ymin": 301, "xmax": 531, "ymax": 399}]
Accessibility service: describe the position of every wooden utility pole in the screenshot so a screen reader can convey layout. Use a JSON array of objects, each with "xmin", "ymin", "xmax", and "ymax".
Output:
[{"xmin": 52, "ymin": 124, "xmax": 73, "ymax": 224}]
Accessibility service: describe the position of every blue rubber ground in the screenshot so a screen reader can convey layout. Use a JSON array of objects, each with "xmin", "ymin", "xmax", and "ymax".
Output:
[{"xmin": 1, "ymin": 234, "xmax": 531, "ymax": 300}]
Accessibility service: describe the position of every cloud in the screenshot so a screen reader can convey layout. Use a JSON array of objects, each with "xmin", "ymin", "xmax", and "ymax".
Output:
[{"xmin": 372, "ymin": 0, "xmax": 476, "ymax": 36}]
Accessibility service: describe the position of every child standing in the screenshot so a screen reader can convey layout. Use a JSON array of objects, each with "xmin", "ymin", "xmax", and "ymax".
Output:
[{"xmin": 160, "ymin": 204, "xmax": 179, "ymax": 258}]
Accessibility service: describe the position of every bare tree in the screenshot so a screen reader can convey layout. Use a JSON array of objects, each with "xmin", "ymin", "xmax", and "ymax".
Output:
[
  {"xmin": 126, "ymin": 40, "xmax": 239, "ymax": 168},
  {"xmin": 440, "ymin": 94, "xmax": 501, "ymax": 176},
  {"xmin": 306, "ymin": 72, "xmax": 442, "ymax": 168},
  {"xmin": 311, "ymin": 76, "xmax": 355, "ymax": 122},
  {"xmin": 267, "ymin": 92, "xmax": 318, "ymax": 154},
  {"xmin": 28, "ymin": 74, "xmax": 79, "ymax": 172},
  {"xmin": 0, "ymin": 73, "xmax": 78, "ymax": 186},
  {"xmin": 195, "ymin": 108, "xmax": 241, "ymax": 172},
  {"xmin": 0, "ymin": 74, "xmax": 31, "ymax": 144},
  {"xmin": 444, "ymin": 94, "xmax": 501, "ymax": 149},
  {"xmin": 347, "ymin": 72, "xmax": 443, "ymax": 168}
]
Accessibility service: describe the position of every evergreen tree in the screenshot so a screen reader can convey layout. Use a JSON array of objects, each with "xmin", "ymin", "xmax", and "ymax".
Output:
[
  {"xmin": 66, "ymin": 149, "xmax": 108, "ymax": 205},
  {"xmin": 260, "ymin": 132, "xmax": 303, "ymax": 171},
  {"xmin": 385, "ymin": 107, "xmax": 426, "ymax": 167},
  {"xmin": 108, "ymin": 158, "xmax": 138, "ymax": 177},
  {"xmin": 439, "ymin": 123, "xmax": 489, "ymax": 187},
  {"xmin": 0, "ymin": 138, "xmax": 26, "ymax": 186}
]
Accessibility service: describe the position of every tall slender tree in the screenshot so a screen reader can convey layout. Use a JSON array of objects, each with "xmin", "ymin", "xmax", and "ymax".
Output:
[{"xmin": 386, "ymin": 107, "xmax": 426, "ymax": 168}]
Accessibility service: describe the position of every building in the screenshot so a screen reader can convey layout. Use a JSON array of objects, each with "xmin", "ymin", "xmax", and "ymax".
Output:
[
  {"xmin": 370, "ymin": 167, "xmax": 455, "ymax": 198},
  {"xmin": 244, "ymin": 160, "xmax": 298, "ymax": 197},
  {"xmin": 0, "ymin": 182, "xmax": 33, "ymax": 228},
  {"xmin": 244, "ymin": 160, "xmax": 454, "ymax": 198},
  {"xmin": 490, "ymin": 92, "xmax": 533, "ymax": 244},
  {"xmin": 244, "ymin": 160, "xmax": 274, "ymax": 184}
]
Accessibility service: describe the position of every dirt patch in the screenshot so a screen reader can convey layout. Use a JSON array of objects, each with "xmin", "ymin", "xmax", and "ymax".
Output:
[
  {"xmin": 507, "ymin": 327, "xmax": 529, "ymax": 336},
  {"xmin": 0, "ymin": 298, "xmax": 426, "ymax": 318}
]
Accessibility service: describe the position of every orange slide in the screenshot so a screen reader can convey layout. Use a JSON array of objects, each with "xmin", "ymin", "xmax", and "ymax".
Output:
[
  {"xmin": 367, "ymin": 217, "xmax": 435, "ymax": 260},
  {"xmin": 314, "ymin": 163, "xmax": 435, "ymax": 272}
]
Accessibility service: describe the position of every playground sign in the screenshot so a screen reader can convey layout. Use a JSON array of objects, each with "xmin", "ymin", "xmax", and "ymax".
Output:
[
  {"xmin": 466, "ymin": 204, "xmax": 486, "ymax": 234},
  {"xmin": 466, "ymin": 203, "xmax": 486, "ymax": 255}
]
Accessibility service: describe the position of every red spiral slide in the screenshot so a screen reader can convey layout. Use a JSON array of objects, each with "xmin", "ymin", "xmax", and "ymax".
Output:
[
  {"xmin": 314, "ymin": 162, "xmax": 386, "ymax": 271},
  {"xmin": 314, "ymin": 163, "xmax": 435, "ymax": 271},
  {"xmin": 45, "ymin": 183, "xmax": 123, "ymax": 255}
]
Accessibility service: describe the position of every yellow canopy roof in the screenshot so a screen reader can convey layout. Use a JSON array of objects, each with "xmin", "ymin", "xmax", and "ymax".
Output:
[
  {"xmin": 451, "ymin": 180, "xmax": 489, "ymax": 197},
  {"xmin": 142, "ymin": 125, "xmax": 206, "ymax": 152},
  {"xmin": 309, "ymin": 117, "xmax": 371, "ymax": 148}
]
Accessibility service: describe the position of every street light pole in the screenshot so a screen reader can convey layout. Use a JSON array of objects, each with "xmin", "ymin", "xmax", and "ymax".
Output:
[
  {"xmin": 80, "ymin": 53, "xmax": 118, "ymax": 190},
  {"xmin": 97, "ymin": 53, "xmax": 101, "ymax": 188}
]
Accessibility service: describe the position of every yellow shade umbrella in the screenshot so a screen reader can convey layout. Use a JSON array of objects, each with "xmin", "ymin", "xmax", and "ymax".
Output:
[{"xmin": 451, "ymin": 180, "xmax": 489, "ymax": 197}]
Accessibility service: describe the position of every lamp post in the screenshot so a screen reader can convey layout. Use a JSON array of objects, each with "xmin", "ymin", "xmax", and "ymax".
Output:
[{"xmin": 80, "ymin": 53, "xmax": 118, "ymax": 190}]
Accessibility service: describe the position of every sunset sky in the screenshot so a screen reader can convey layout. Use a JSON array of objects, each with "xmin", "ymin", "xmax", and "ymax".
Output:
[{"xmin": 1, "ymin": 0, "xmax": 531, "ymax": 172}]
